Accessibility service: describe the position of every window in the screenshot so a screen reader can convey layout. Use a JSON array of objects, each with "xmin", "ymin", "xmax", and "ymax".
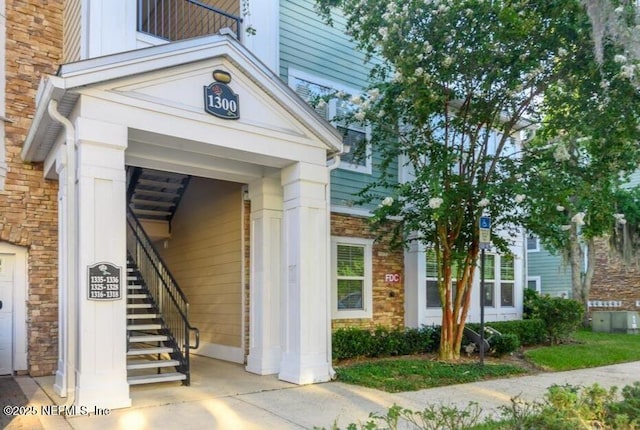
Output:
[
  {"xmin": 527, "ymin": 276, "xmax": 541, "ymax": 293},
  {"xmin": 331, "ymin": 237, "xmax": 373, "ymax": 319},
  {"xmin": 289, "ymin": 69, "xmax": 372, "ymax": 174},
  {"xmin": 426, "ymin": 249, "xmax": 457, "ymax": 308},
  {"xmin": 526, "ymin": 234, "xmax": 539, "ymax": 252},
  {"xmin": 500, "ymin": 255, "xmax": 515, "ymax": 307},
  {"xmin": 426, "ymin": 250, "xmax": 516, "ymax": 309},
  {"xmin": 482, "ymin": 254, "xmax": 495, "ymax": 307}
]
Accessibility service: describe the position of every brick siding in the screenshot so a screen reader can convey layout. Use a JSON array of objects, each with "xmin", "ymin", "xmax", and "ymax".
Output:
[
  {"xmin": 1, "ymin": 0, "xmax": 63, "ymax": 376},
  {"xmin": 330, "ymin": 213, "xmax": 405, "ymax": 330},
  {"xmin": 590, "ymin": 237, "xmax": 640, "ymax": 313}
]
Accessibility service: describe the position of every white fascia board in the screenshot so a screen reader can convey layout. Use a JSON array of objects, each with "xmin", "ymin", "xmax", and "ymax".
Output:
[
  {"xmin": 22, "ymin": 75, "xmax": 67, "ymax": 161},
  {"xmin": 41, "ymin": 35, "xmax": 342, "ymax": 158}
]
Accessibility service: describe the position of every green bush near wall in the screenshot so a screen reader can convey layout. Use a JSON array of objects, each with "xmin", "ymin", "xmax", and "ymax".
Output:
[
  {"xmin": 332, "ymin": 326, "xmax": 438, "ymax": 361},
  {"xmin": 466, "ymin": 319, "xmax": 547, "ymax": 347},
  {"xmin": 332, "ymin": 320, "xmax": 549, "ymax": 361}
]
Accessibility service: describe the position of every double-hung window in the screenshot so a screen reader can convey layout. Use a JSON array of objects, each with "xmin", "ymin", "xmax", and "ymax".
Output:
[
  {"xmin": 425, "ymin": 249, "xmax": 458, "ymax": 308},
  {"xmin": 288, "ymin": 68, "xmax": 372, "ymax": 174},
  {"xmin": 331, "ymin": 237, "xmax": 373, "ymax": 319},
  {"xmin": 500, "ymin": 254, "xmax": 515, "ymax": 307},
  {"xmin": 482, "ymin": 254, "xmax": 496, "ymax": 307}
]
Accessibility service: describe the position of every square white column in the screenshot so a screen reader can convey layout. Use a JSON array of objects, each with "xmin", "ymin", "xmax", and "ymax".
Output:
[
  {"xmin": 74, "ymin": 118, "xmax": 131, "ymax": 409},
  {"xmin": 54, "ymin": 145, "xmax": 69, "ymax": 397},
  {"xmin": 278, "ymin": 162, "xmax": 332, "ymax": 384},
  {"xmin": 246, "ymin": 176, "xmax": 283, "ymax": 375}
]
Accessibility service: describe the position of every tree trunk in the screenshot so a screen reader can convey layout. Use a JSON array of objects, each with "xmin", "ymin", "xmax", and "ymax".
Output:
[
  {"xmin": 581, "ymin": 238, "xmax": 596, "ymax": 326},
  {"xmin": 438, "ymin": 241, "xmax": 478, "ymax": 361},
  {"xmin": 569, "ymin": 224, "xmax": 584, "ymax": 303}
]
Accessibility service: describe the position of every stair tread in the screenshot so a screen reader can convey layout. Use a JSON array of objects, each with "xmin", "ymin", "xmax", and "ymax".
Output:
[
  {"xmin": 127, "ymin": 324, "xmax": 162, "ymax": 330},
  {"xmin": 129, "ymin": 334, "xmax": 168, "ymax": 342},
  {"xmin": 127, "ymin": 346, "xmax": 173, "ymax": 355},
  {"xmin": 133, "ymin": 189, "xmax": 180, "ymax": 199},
  {"xmin": 127, "ymin": 294, "xmax": 148, "ymax": 299},
  {"xmin": 127, "ymin": 314, "xmax": 158, "ymax": 319},
  {"xmin": 126, "ymin": 359, "xmax": 180, "ymax": 370},
  {"xmin": 127, "ymin": 303, "xmax": 153, "ymax": 308},
  {"xmin": 137, "ymin": 178, "xmax": 185, "ymax": 189},
  {"xmin": 132, "ymin": 208, "xmax": 172, "ymax": 217},
  {"xmin": 131, "ymin": 198, "xmax": 176, "ymax": 207},
  {"xmin": 127, "ymin": 372, "xmax": 186, "ymax": 385}
]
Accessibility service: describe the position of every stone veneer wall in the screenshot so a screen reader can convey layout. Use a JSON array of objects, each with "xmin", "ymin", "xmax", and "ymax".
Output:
[
  {"xmin": 0, "ymin": 1, "xmax": 63, "ymax": 376},
  {"xmin": 330, "ymin": 213, "xmax": 405, "ymax": 330},
  {"xmin": 590, "ymin": 237, "xmax": 640, "ymax": 313}
]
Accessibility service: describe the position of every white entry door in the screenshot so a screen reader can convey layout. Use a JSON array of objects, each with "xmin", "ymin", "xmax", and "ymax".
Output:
[{"xmin": 0, "ymin": 254, "xmax": 14, "ymax": 375}]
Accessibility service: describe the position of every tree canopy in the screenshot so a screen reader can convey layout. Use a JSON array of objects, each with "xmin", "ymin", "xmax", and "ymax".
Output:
[{"xmin": 315, "ymin": 0, "xmax": 640, "ymax": 359}]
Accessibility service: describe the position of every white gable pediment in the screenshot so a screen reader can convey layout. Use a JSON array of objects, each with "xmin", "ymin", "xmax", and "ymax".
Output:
[{"xmin": 23, "ymin": 35, "xmax": 343, "ymax": 169}]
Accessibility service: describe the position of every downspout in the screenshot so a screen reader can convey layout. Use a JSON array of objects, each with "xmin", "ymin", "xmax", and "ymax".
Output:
[
  {"xmin": 326, "ymin": 154, "xmax": 340, "ymax": 379},
  {"xmin": 48, "ymin": 99, "xmax": 77, "ymax": 407}
]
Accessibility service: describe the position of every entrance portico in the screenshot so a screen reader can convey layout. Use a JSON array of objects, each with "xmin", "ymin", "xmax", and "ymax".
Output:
[{"xmin": 23, "ymin": 34, "xmax": 342, "ymax": 408}]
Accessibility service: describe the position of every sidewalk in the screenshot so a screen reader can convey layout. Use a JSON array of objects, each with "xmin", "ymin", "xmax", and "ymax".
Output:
[{"xmin": 4, "ymin": 361, "xmax": 640, "ymax": 430}]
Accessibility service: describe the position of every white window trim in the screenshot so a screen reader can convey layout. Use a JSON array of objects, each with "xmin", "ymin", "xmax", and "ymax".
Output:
[
  {"xmin": 288, "ymin": 68, "xmax": 372, "ymax": 174},
  {"xmin": 527, "ymin": 276, "xmax": 541, "ymax": 293},
  {"xmin": 331, "ymin": 236, "xmax": 373, "ymax": 319},
  {"xmin": 526, "ymin": 234, "xmax": 540, "ymax": 252}
]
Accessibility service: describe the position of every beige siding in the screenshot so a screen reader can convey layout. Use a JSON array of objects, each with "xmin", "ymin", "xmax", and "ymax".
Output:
[
  {"xmin": 159, "ymin": 177, "xmax": 243, "ymax": 349},
  {"xmin": 63, "ymin": 0, "xmax": 81, "ymax": 62}
]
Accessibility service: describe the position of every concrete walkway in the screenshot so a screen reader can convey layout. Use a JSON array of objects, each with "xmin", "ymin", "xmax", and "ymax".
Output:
[{"xmin": 4, "ymin": 359, "xmax": 640, "ymax": 430}]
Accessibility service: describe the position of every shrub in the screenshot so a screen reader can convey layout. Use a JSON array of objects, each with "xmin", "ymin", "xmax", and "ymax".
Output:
[
  {"xmin": 332, "ymin": 326, "xmax": 372, "ymax": 360},
  {"xmin": 332, "ymin": 325, "xmax": 436, "ymax": 361},
  {"xmin": 527, "ymin": 291, "xmax": 584, "ymax": 344},
  {"xmin": 319, "ymin": 383, "xmax": 640, "ymax": 429},
  {"xmin": 466, "ymin": 319, "xmax": 546, "ymax": 347},
  {"xmin": 491, "ymin": 333, "xmax": 521, "ymax": 357}
]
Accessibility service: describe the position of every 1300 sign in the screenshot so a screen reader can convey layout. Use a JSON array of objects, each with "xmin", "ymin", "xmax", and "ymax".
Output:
[{"xmin": 204, "ymin": 83, "xmax": 239, "ymax": 120}]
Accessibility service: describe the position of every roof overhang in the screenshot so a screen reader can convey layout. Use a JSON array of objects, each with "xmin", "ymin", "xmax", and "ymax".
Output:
[{"xmin": 23, "ymin": 33, "xmax": 343, "ymax": 163}]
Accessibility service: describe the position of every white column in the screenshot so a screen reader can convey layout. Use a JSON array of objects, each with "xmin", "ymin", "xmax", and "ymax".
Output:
[
  {"xmin": 244, "ymin": 0, "xmax": 279, "ymax": 73},
  {"xmin": 82, "ymin": 0, "xmax": 137, "ymax": 59},
  {"xmin": 246, "ymin": 176, "xmax": 283, "ymax": 375},
  {"xmin": 54, "ymin": 145, "xmax": 68, "ymax": 397},
  {"xmin": 279, "ymin": 162, "xmax": 332, "ymax": 384},
  {"xmin": 404, "ymin": 240, "xmax": 424, "ymax": 328},
  {"xmin": 73, "ymin": 118, "xmax": 130, "ymax": 409}
]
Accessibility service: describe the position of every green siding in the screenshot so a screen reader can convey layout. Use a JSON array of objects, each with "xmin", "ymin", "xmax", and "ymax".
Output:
[
  {"xmin": 528, "ymin": 247, "xmax": 572, "ymax": 297},
  {"xmin": 280, "ymin": 0, "xmax": 395, "ymax": 211}
]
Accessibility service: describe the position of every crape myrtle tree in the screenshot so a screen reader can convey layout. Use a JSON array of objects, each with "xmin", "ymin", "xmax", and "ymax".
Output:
[
  {"xmin": 315, "ymin": 0, "xmax": 638, "ymax": 360},
  {"xmin": 520, "ymin": 55, "xmax": 640, "ymax": 323}
]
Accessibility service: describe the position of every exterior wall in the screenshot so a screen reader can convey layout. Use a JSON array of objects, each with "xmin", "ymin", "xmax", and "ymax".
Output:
[
  {"xmin": 2, "ymin": 0, "xmax": 62, "ymax": 376},
  {"xmin": 159, "ymin": 177, "xmax": 243, "ymax": 357},
  {"xmin": 280, "ymin": 0, "xmax": 395, "ymax": 213},
  {"xmin": 243, "ymin": 198, "xmax": 250, "ymax": 359},
  {"xmin": 63, "ymin": 0, "xmax": 81, "ymax": 63},
  {"xmin": 590, "ymin": 237, "xmax": 640, "ymax": 312},
  {"xmin": 528, "ymin": 245, "xmax": 572, "ymax": 297},
  {"xmin": 330, "ymin": 213, "xmax": 404, "ymax": 330}
]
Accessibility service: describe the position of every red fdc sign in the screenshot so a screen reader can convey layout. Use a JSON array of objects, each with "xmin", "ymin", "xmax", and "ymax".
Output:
[{"xmin": 384, "ymin": 273, "xmax": 400, "ymax": 283}]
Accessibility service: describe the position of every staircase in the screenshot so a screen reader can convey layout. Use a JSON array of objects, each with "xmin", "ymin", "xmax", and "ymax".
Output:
[
  {"xmin": 127, "ymin": 167, "xmax": 191, "ymax": 227},
  {"xmin": 126, "ymin": 258, "xmax": 187, "ymax": 385},
  {"xmin": 125, "ymin": 167, "xmax": 199, "ymax": 387}
]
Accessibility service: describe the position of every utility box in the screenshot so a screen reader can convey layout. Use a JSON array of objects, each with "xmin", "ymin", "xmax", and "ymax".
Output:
[{"xmin": 591, "ymin": 311, "xmax": 639, "ymax": 334}]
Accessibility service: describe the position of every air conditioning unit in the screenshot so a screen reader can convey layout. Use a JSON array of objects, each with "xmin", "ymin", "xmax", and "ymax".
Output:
[{"xmin": 591, "ymin": 311, "xmax": 639, "ymax": 334}]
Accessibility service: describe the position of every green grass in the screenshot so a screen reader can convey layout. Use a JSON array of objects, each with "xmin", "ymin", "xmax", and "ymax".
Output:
[
  {"xmin": 335, "ymin": 358, "xmax": 526, "ymax": 392},
  {"xmin": 525, "ymin": 329, "xmax": 640, "ymax": 371}
]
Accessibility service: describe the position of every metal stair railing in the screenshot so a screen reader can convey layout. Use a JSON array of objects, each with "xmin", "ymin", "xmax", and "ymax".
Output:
[
  {"xmin": 126, "ymin": 206, "xmax": 200, "ymax": 385},
  {"xmin": 137, "ymin": 0, "xmax": 243, "ymax": 42}
]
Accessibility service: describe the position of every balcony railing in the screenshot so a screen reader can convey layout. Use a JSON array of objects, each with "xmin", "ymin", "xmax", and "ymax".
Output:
[{"xmin": 137, "ymin": 0, "xmax": 242, "ymax": 42}]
